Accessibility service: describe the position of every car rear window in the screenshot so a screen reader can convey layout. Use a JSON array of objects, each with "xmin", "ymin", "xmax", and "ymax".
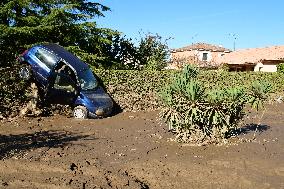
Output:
[{"xmin": 35, "ymin": 48, "xmax": 59, "ymax": 69}]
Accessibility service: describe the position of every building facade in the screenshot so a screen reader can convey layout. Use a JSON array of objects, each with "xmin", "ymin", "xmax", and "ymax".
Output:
[
  {"xmin": 170, "ymin": 43, "xmax": 284, "ymax": 72},
  {"xmin": 218, "ymin": 46, "xmax": 284, "ymax": 72},
  {"xmin": 170, "ymin": 43, "xmax": 231, "ymax": 69}
]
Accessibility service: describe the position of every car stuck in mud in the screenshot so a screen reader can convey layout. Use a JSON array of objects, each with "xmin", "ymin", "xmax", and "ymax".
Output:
[{"xmin": 18, "ymin": 43, "xmax": 113, "ymax": 119}]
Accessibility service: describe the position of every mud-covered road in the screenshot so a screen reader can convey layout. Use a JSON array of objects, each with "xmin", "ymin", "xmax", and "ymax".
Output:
[{"xmin": 0, "ymin": 104, "xmax": 284, "ymax": 189}]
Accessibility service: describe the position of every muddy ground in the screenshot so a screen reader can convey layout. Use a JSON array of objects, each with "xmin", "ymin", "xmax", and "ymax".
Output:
[{"xmin": 0, "ymin": 104, "xmax": 283, "ymax": 189}]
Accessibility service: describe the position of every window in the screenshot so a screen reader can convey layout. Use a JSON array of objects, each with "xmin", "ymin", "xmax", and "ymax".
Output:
[
  {"xmin": 202, "ymin": 53, "xmax": 208, "ymax": 61},
  {"xmin": 79, "ymin": 69, "xmax": 98, "ymax": 90},
  {"xmin": 54, "ymin": 73, "xmax": 76, "ymax": 92},
  {"xmin": 35, "ymin": 48, "xmax": 59, "ymax": 69}
]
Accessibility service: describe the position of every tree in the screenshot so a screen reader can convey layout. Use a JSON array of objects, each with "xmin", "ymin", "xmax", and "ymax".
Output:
[
  {"xmin": 0, "ymin": 0, "xmax": 116, "ymax": 67},
  {"xmin": 93, "ymin": 32, "xmax": 171, "ymax": 70},
  {"xmin": 100, "ymin": 34, "xmax": 139, "ymax": 69},
  {"xmin": 136, "ymin": 33, "xmax": 170, "ymax": 71},
  {"xmin": 106, "ymin": 32, "xmax": 171, "ymax": 70}
]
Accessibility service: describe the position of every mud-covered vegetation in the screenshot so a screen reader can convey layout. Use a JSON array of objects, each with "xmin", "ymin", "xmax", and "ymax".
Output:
[
  {"xmin": 94, "ymin": 69, "xmax": 173, "ymax": 111},
  {"xmin": 95, "ymin": 68, "xmax": 284, "ymax": 112},
  {"xmin": 1, "ymin": 67, "xmax": 284, "ymax": 118},
  {"xmin": 0, "ymin": 66, "xmax": 29, "ymax": 118},
  {"xmin": 0, "ymin": 65, "xmax": 72, "ymax": 118}
]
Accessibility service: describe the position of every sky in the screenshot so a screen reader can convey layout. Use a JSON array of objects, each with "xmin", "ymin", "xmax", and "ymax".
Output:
[{"xmin": 96, "ymin": 0, "xmax": 284, "ymax": 50}]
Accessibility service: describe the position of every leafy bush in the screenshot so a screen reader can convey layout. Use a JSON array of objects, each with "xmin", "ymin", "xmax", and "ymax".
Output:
[
  {"xmin": 277, "ymin": 63, "xmax": 284, "ymax": 73},
  {"xmin": 218, "ymin": 63, "xmax": 230, "ymax": 72},
  {"xmin": 159, "ymin": 65, "xmax": 272, "ymax": 144}
]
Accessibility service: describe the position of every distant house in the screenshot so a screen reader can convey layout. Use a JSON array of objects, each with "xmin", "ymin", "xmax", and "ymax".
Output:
[
  {"xmin": 218, "ymin": 46, "xmax": 284, "ymax": 72},
  {"xmin": 170, "ymin": 43, "xmax": 231, "ymax": 69}
]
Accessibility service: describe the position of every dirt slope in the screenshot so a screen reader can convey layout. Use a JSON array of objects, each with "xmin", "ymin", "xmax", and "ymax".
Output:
[{"xmin": 0, "ymin": 104, "xmax": 284, "ymax": 189}]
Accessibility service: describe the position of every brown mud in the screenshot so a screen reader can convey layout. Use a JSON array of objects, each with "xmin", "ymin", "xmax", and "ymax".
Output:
[{"xmin": 0, "ymin": 104, "xmax": 283, "ymax": 189}]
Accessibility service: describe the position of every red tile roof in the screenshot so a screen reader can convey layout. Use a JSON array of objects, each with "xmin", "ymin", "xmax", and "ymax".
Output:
[
  {"xmin": 218, "ymin": 45, "xmax": 284, "ymax": 65},
  {"xmin": 174, "ymin": 42, "xmax": 231, "ymax": 52}
]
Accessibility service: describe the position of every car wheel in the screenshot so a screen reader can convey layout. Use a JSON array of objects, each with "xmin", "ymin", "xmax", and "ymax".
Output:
[
  {"xmin": 73, "ymin": 106, "xmax": 88, "ymax": 119},
  {"xmin": 19, "ymin": 65, "xmax": 32, "ymax": 80}
]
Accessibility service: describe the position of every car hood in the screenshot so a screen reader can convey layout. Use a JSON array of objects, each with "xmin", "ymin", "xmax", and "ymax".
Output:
[{"xmin": 81, "ymin": 86, "xmax": 113, "ymax": 108}]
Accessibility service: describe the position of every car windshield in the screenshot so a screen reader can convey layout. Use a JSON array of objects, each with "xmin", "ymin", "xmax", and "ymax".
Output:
[{"xmin": 79, "ymin": 69, "xmax": 98, "ymax": 90}]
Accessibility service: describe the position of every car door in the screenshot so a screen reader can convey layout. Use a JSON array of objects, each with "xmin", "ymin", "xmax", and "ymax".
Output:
[
  {"xmin": 29, "ymin": 47, "xmax": 59, "ymax": 89},
  {"xmin": 46, "ymin": 72, "xmax": 78, "ymax": 105}
]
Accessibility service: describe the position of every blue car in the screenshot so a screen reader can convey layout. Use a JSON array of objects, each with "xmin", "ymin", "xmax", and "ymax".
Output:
[{"xmin": 18, "ymin": 43, "xmax": 113, "ymax": 119}]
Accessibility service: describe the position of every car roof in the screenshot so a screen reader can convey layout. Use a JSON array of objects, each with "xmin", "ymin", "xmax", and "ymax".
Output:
[{"xmin": 39, "ymin": 43, "xmax": 89, "ymax": 72}]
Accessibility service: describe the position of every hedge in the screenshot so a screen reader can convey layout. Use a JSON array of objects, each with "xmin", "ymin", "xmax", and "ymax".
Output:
[
  {"xmin": 94, "ymin": 69, "xmax": 284, "ymax": 111},
  {"xmin": 94, "ymin": 69, "xmax": 175, "ymax": 111},
  {"xmin": 1, "ymin": 66, "xmax": 284, "ymax": 117}
]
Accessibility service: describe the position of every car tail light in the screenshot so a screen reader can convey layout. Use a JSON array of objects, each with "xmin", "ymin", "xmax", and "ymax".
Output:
[
  {"xmin": 20, "ymin": 50, "xmax": 28, "ymax": 56},
  {"xmin": 17, "ymin": 49, "xmax": 28, "ymax": 62}
]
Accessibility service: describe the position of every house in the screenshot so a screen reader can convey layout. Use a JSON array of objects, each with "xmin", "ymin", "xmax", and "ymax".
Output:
[
  {"xmin": 170, "ymin": 43, "xmax": 231, "ymax": 69},
  {"xmin": 217, "ymin": 46, "xmax": 284, "ymax": 72}
]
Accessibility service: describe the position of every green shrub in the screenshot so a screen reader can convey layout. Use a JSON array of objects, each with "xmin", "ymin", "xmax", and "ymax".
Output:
[
  {"xmin": 159, "ymin": 65, "xmax": 272, "ymax": 144},
  {"xmin": 218, "ymin": 63, "xmax": 230, "ymax": 72},
  {"xmin": 277, "ymin": 63, "xmax": 284, "ymax": 73}
]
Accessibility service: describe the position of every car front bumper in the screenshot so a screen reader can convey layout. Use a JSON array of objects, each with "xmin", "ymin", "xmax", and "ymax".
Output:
[{"xmin": 88, "ymin": 106, "xmax": 113, "ymax": 118}]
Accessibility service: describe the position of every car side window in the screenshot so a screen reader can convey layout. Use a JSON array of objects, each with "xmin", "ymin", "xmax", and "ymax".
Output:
[
  {"xmin": 54, "ymin": 73, "xmax": 76, "ymax": 93},
  {"xmin": 35, "ymin": 48, "xmax": 59, "ymax": 69},
  {"xmin": 51, "ymin": 64, "xmax": 78, "ymax": 93}
]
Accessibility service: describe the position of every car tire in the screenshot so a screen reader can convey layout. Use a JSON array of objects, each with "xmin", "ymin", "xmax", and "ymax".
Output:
[
  {"xmin": 73, "ymin": 106, "xmax": 88, "ymax": 119},
  {"xmin": 19, "ymin": 65, "xmax": 32, "ymax": 80}
]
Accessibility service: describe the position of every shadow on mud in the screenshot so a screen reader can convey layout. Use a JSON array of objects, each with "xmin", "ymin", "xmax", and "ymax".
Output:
[
  {"xmin": 0, "ymin": 130, "xmax": 94, "ymax": 160},
  {"xmin": 237, "ymin": 123, "xmax": 270, "ymax": 135}
]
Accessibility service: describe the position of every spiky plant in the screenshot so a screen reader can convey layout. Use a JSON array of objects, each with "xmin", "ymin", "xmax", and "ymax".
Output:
[
  {"xmin": 248, "ymin": 81, "xmax": 272, "ymax": 111},
  {"xmin": 159, "ymin": 65, "xmax": 203, "ymax": 131},
  {"xmin": 159, "ymin": 65, "xmax": 272, "ymax": 144}
]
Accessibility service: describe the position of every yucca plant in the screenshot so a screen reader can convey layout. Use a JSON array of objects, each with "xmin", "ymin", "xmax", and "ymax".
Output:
[
  {"xmin": 159, "ymin": 65, "xmax": 203, "ymax": 131},
  {"xmin": 159, "ymin": 65, "xmax": 273, "ymax": 144},
  {"xmin": 248, "ymin": 81, "xmax": 272, "ymax": 111}
]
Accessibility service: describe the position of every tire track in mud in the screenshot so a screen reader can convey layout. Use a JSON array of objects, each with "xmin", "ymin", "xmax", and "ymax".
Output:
[{"xmin": 0, "ymin": 159, "xmax": 149, "ymax": 189}]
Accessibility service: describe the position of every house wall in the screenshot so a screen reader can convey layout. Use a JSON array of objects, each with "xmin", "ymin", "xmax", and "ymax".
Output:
[
  {"xmin": 196, "ymin": 50, "xmax": 212, "ymax": 61},
  {"xmin": 254, "ymin": 62, "xmax": 278, "ymax": 72},
  {"xmin": 171, "ymin": 50, "xmax": 226, "ymax": 64},
  {"xmin": 171, "ymin": 50, "xmax": 197, "ymax": 61}
]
